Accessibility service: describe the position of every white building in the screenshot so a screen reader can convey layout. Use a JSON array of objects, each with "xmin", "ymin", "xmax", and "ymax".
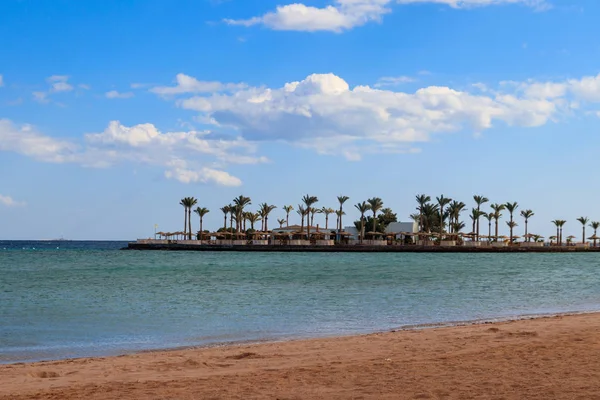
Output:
[{"xmin": 343, "ymin": 221, "xmax": 418, "ymax": 241}]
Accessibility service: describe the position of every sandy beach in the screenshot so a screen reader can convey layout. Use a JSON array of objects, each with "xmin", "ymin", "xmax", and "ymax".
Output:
[{"xmin": 3, "ymin": 313, "xmax": 600, "ymax": 399}]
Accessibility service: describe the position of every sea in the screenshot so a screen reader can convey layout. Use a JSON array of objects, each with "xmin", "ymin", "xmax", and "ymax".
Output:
[{"xmin": 1, "ymin": 240, "xmax": 600, "ymax": 364}]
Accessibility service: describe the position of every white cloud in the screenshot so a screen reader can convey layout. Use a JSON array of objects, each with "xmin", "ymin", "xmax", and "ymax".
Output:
[
  {"xmin": 78, "ymin": 84, "xmax": 91, "ymax": 90},
  {"xmin": 374, "ymin": 76, "xmax": 416, "ymax": 88},
  {"xmin": 0, "ymin": 194, "xmax": 25, "ymax": 207},
  {"xmin": 0, "ymin": 119, "xmax": 78, "ymax": 163},
  {"xmin": 150, "ymin": 73, "xmax": 246, "ymax": 95},
  {"xmin": 105, "ymin": 90, "xmax": 134, "ymax": 99},
  {"xmin": 33, "ymin": 75, "xmax": 77, "ymax": 103},
  {"xmin": 0, "ymin": 74, "xmax": 4, "ymax": 87},
  {"xmin": 225, "ymin": 0, "xmax": 547, "ymax": 32},
  {"xmin": 0, "ymin": 119, "xmax": 265, "ymax": 186},
  {"xmin": 168, "ymin": 71, "xmax": 600, "ymax": 160}
]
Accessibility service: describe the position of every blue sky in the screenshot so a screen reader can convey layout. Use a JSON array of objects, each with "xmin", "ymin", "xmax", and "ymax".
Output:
[{"xmin": 1, "ymin": 0, "xmax": 600, "ymax": 240}]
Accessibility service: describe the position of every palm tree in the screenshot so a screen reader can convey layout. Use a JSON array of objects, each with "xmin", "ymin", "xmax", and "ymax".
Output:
[
  {"xmin": 283, "ymin": 205, "xmax": 294, "ymax": 227},
  {"xmin": 180, "ymin": 198, "xmax": 189, "ymax": 236},
  {"xmin": 302, "ymin": 195, "xmax": 319, "ymax": 237},
  {"xmin": 506, "ymin": 221, "xmax": 518, "ymax": 243},
  {"xmin": 484, "ymin": 213, "xmax": 493, "ymax": 241},
  {"xmin": 259, "ymin": 203, "xmax": 277, "ymax": 231},
  {"xmin": 436, "ymin": 195, "xmax": 452, "ymax": 238},
  {"xmin": 552, "ymin": 219, "xmax": 567, "ymax": 246},
  {"xmin": 520, "ymin": 209, "xmax": 534, "ymax": 242},
  {"xmin": 337, "ymin": 195, "xmax": 350, "ymax": 233},
  {"xmin": 335, "ymin": 210, "xmax": 345, "ymax": 234},
  {"xmin": 297, "ymin": 205, "xmax": 307, "ymax": 233},
  {"xmin": 220, "ymin": 205, "xmax": 231, "ymax": 230},
  {"xmin": 504, "ymin": 202, "xmax": 518, "ymax": 243},
  {"xmin": 367, "ymin": 197, "xmax": 384, "ymax": 234},
  {"xmin": 355, "ymin": 202, "xmax": 371, "ymax": 244},
  {"xmin": 311, "ymin": 208, "xmax": 322, "ymax": 227},
  {"xmin": 277, "ymin": 218, "xmax": 285, "ymax": 228},
  {"xmin": 322, "ymin": 207, "xmax": 335, "ymax": 230},
  {"xmin": 228, "ymin": 204, "xmax": 235, "ymax": 235},
  {"xmin": 193, "ymin": 207, "xmax": 209, "ymax": 239},
  {"xmin": 473, "ymin": 195, "xmax": 489, "ymax": 241},
  {"xmin": 590, "ymin": 221, "xmax": 600, "ymax": 247},
  {"xmin": 469, "ymin": 208, "xmax": 482, "ymax": 236},
  {"xmin": 577, "ymin": 217, "xmax": 589, "ymax": 244},
  {"xmin": 490, "ymin": 203, "xmax": 505, "ymax": 241},
  {"xmin": 415, "ymin": 194, "xmax": 431, "ymax": 233},
  {"xmin": 233, "ymin": 195, "xmax": 252, "ymax": 233},
  {"xmin": 448, "ymin": 200, "xmax": 466, "ymax": 233},
  {"xmin": 179, "ymin": 197, "xmax": 197, "ymax": 240},
  {"xmin": 247, "ymin": 212, "xmax": 261, "ymax": 231}
]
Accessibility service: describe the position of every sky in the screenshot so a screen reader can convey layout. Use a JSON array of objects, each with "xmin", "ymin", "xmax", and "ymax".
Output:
[{"xmin": 1, "ymin": 0, "xmax": 600, "ymax": 240}]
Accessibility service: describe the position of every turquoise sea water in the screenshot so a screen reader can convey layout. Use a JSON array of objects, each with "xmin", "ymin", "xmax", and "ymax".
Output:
[{"xmin": 1, "ymin": 240, "xmax": 600, "ymax": 364}]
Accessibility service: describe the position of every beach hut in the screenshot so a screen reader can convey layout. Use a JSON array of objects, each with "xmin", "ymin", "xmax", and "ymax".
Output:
[
  {"xmin": 364, "ymin": 231, "xmax": 387, "ymax": 246},
  {"xmin": 588, "ymin": 234, "xmax": 600, "ymax": 247}
]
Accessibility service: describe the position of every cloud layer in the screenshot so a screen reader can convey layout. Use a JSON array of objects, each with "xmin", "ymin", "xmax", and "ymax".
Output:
[
  {"xmin": 150, "ymin": 71, "xmax": 600, "ymax": 160},
  {"xmin": 0, "ymin": 119, "xmax": 266, "ymax": 186},
  {"xmin": 225, "ymin": 0, "xmax": 547, "ymax": 32}
]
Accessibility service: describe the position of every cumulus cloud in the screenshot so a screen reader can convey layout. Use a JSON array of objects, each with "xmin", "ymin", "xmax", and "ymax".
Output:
[
  {"xmin": 0, "ymin": 194, "xmax": 25, "ymax": 207},
  {"xmin": 165, "ymin": 72, "xmax": 600, "ymax": 160},
  {"xmin": 225, "ymin": 0, "xmax": 547, "ymax": 32},
  {"xmin": 150, "ymin": 73, "xmax": 246, "ymax": 95},
  {"xmin": 0, "ymin": 119, "xmax": 265, "ymax": 186},
  {"xmin": 105, "ymin": 90, "xmax": 134, "ymax": 99}
]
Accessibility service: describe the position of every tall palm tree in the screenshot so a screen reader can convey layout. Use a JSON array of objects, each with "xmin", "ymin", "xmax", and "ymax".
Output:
[
  {"xmin": 490, "ymin": 203, "xmax": 505, "ymax": 241},
  {"xmin": 179, "ymin": 197, "xmax": 197, "ymax": 239},
  {"xmin": 277, "ymin": 218, "xmax": 285, "ymax": 228},
  {"xmin": 484, "ymin": 212, "xmax": 493, "ymax": 241},
  {"xmin": 552, "ymin": 219, "xmax": 567, "ymax": 246},
  {"xmin": 337, "ymin": 195, "xmax": 350, "ymax": 232},
  {"xmin": 322, "ymin": 207, "xmax": 335, "ymax": 230},
  {"xmin": 520, "ymin": 209, "xmax": 534, "ymax": 242},
  {"xmin": 233, "ymin": 195, "xmax": 252, "ymax": 233},
  {"xmin": 504, "ymin": 202, "xmax": 519, "ymax": 243},
  {"xmin": 228, "ymin": 204, "xmax": 235, "ymax": 235},
  {"xmin": 283, "ymin": 205, "xmax": 294, "ymax": 227},
  {"xmin": 259, "ymin": 203, "xmax": 277, "ymax": 231},
  {"xmin": 415, "ymin": 194, "xmax": 431, "ymax": 233},
  {"xmin": 193, "ymin": 207, "xmax": 209, "ymax": 239},
  {"xmin": 302, "ymin": 195, "xmax": 319, "ymax": 237},
  {"xmin": 473, "ymin": 195, "xmax": 489, "ymax": 241},
  {"xmin": 180, "ymin": 198, "xmax": 189, "ymax": 236},
  {"xmin": 448, "ymin": 200, "xmax": 466, "ymax": 233},
  {"xmin": 577, "ymin": 217, "xmax": 589, "ymax": 244},
  {"xmin": 297, "ymin": 205, "xmax": 307, "ymax": 233},
  {"xmin": 436, "ymin": 195, "xmax": 452, "ymax": 238},
  {"xmin": 367, "ymin": 197, "xmax": 384, "ymax": 234},
  {"xmin": 590, "ymin": 221, "xmax": 600, "ymax": 247},
  {"xmin": 469, "ymin": 208, "xmax": 478, "ymax": 235},
  {"xmin": 355, "ymin": 202, "xmax": 371, "ymax": 244},
  {"xmin": 220, "ymin": 205, "xmax": 231, "ymax": 230}
]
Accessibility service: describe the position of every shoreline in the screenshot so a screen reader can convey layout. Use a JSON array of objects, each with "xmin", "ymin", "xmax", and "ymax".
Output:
[
  {"xmin": 126, "ymin": 242, "xmax": 600, "ymax": 252},
  {"xmin": 3, "ymin": 309, "xmax": 595, "ymax": 367},
  {"xmin": 3, "ymin": 312, "xmax": 600, "ymax": 399}
]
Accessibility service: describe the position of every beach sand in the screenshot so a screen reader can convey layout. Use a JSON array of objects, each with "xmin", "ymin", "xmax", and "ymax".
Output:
[{"xmin": 2, "ymin": 313, "xmax": 600, "ymax": 399}]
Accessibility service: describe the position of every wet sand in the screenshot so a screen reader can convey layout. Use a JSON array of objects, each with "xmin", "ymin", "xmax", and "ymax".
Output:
[{"xmin": 2, "ymin": 313, "xmax": 600, "ymax": 399}]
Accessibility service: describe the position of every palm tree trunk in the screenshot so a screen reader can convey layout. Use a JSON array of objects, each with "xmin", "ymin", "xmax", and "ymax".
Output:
[
  {"xmin": 200, "ymin": 217, "xmax": 203, "ymax": 242},
  {"xmin": 300, "ymin": 214, "xmax": 304, "ymax": 234},
  {"xmin": 325, "ymin": 215, "xmax": 329, "ymax": 230},
  {"xmin": 525, "ymin": 220, "xmax": 528, "ymax": 242},
  {"xmin": 476, "ymin": 207, "xmax": 480, "ymax": 241},
  {"xmin": 307, "ymin": 208, "xmax": 311, "ymax": 239},
  {"xmin": 286, "ymin": 213, "xmax": 289, "ymax": 227},
  {"xmin": 509, "ymin": 216, "xmax": 513, "ymax": 243},
  {"xmin": 583, "ymin": 226, "xmax": 586, "ymax": 244},
  {"xmin": 488, "ymin": 221, "xmax": 491, "ymax": 241},
  {"xmin": 188, "ymin": 209, "xmax": 192, "ymax": 240},
  {"xmin": 360, "ymin": 216, "xmax": 365, "ymax": 244},
  {"xmin": 223, "ymin": 214, "xmax": 227, "ymax": 230},
  {"xmin": 495, "ymin": 219, "xmax": 499, "ymax": 242},
  {"xmin": 184, "ymin": 208, "xmax": 188, "ymax": 237},
  {"xmin": 372, "ymin": 211, "xmax": 377, "ymax": 235},
  {"xmin": 265, "ymin": 216, "xmax": 268, "ymax": 232}
]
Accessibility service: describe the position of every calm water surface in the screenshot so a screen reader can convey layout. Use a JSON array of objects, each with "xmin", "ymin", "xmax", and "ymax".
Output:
[{"xmin": 1, "ymin": 240, "xmax": 600, "ymax": 363}]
